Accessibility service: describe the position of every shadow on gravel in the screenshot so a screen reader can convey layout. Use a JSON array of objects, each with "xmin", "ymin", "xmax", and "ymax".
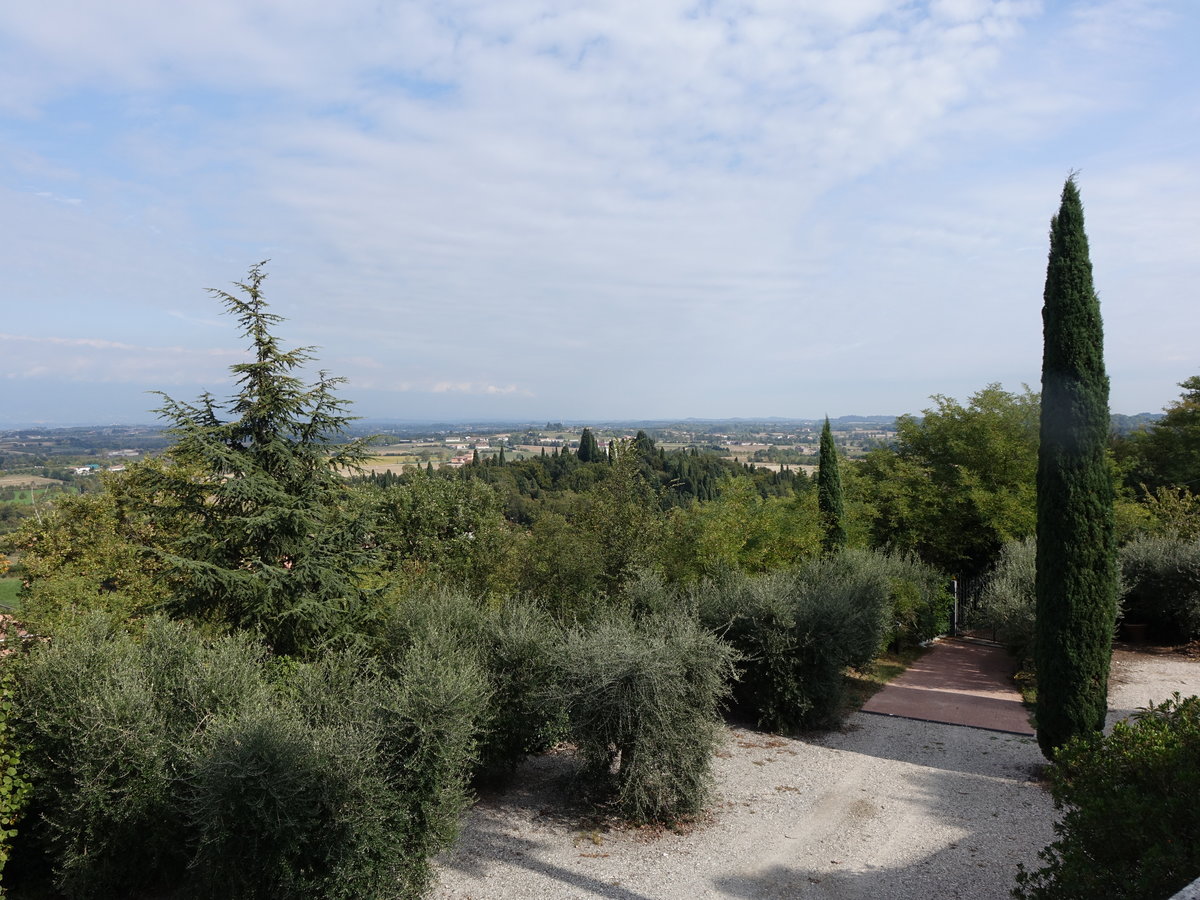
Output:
[
  {"xmin": 441, "ymin": 820, "xmax": 657, "ymax": 900},
  {"xmin": 713, "ymin": 848, "xmax": 975, "ymax": 900},
  {"xmin": 811, "ymin": 715, "xmax": 1046, "ymax": 780},
  {"xmin": 440, "ymin": 750, "xmax": 660, "ymax": 899}
]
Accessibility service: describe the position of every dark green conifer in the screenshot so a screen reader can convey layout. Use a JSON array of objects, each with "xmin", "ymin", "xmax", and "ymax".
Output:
[
  {"xmin": 578, "ymin": 427, "xmax": 600, "ymax": 462},
  {"xmin": 818, "ymin": 417, "xmax": 847, "ymax": 553},
  {"xmin": 146, "ymin": 263, "xmax": 372, "ymax": 655},
  {"xmin": 472, "ymin": 448, "xmax": 480, "ymax": 466},
  {"xmin": 1035, "ymin": 176, "xmax": 1118, "ymax": 758},
  {"xmin": 498, "ymin": 446, "xmax": 506, "ymax": 465}
]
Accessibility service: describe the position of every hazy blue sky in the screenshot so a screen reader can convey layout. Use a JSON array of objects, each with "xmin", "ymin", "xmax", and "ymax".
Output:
[{"xmin": 2, "ymin": 0, "xmax": 1197, "ymax": 424}]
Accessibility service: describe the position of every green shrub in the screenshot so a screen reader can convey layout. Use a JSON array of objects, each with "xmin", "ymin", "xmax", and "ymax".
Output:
[
  {"xmin": 553, "ymin": 610, "xmax": 736, "ymax": 823},
  {"xmin": 188, "ymin": 704, "xmax": 337, "ymax": 898},
  {"xmin": 872, "ymin": 553, "xmax": 951, "ymax": 650},
  {"xmin": 0, "ymin": 667, "xmax": 31, "ymax": 896},
  {"xmin": 1014, "ymin": 693, "xmax": 1200, "ymax": 899},
  {"xmin": 12, "ymin": 615, "xmax": 263, "ymax": 897},
  {"xmin": 977, "ymin": 538, "xmax": 1038, "ymax": 657},
  {"xmin": 698, "ymin": 551, "xmax": 897, "ymax": 732},
  {"xmin": 191, "ymin": 639, "xmax": 488, "ymax": 900},
  {"xmin": 373, "ymin": 588, "xmax": 564, "ymax": 778},
  {"xmin": 13, "ymin": 613, "xmax": 489, "ymax": 899},
  {"xmin": 1119, "ymin": 535, "xmax": 1200, "ymax": 642}
]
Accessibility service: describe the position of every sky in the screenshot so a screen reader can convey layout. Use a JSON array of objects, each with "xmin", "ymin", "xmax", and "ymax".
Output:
[{"xmin": 1, "ymin": 0, "xmax": 1197, "ymax": 425}]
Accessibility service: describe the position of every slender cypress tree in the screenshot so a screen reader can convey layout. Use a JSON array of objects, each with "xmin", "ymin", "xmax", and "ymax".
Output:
[
  {"xmin": 1035, "ymin": 176, "xmax": 1118, "ymax": 758},
  {"xmin": 818, "ymin": 417, "xmax": 847, "ymax": 553}
]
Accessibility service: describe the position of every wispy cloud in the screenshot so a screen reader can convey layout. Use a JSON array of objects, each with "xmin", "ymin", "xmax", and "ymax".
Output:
[
  {"xmin": 0, "ymin": 1, "xmax": 1197, "ymax": 421},
  {"xmin": 0, "ymin": 333, "xmax": 242, "ymax": 384}
]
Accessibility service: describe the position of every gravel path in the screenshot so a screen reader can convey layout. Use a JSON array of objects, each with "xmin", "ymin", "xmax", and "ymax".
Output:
[{"xmin": 433, "ymin": 650, "xmax": 1200, "ymax": 900}]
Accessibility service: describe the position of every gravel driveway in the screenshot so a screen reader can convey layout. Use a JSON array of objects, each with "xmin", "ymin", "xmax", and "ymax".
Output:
[{"xmin": 433, "ymin": 650, "xmax": 1200, "ymax": 900}]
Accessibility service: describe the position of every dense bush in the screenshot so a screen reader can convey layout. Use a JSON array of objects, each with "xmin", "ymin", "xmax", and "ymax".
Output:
[
  {"xmin": 0, "ymin": 667, "xmax": 30, "ymax": 895},
  {"xmin": 1014, "ymin": 693, "xmax": 1200, "ymax": 899},
  {"xmin": 873, "ymin": 553, "xmax": 951, "ymax": 650},
  {"xmin": 552, "ymin": 609, "xmax": 737, "ymax": 823},
  {"xmin": 976, "ymin": 538, "xmax": 1037, "ymax": 657},
  {"xmin": 697, "ymin": 550, "xmax": 900, "ymax": 732},
  {"xmin": 12, "ymin": 615, "xmax": 263, "ymax": 896},
  {"xmin": 373, "ymin": 588, "xmax": 565, "ymax": 778},
  {"xmin": 1119, "ymin": 535, "xmax": 1200, "ymax": 642},
  {"xmin": 11, "ymin": 613, "xmax": 487, "ymax": 899}
]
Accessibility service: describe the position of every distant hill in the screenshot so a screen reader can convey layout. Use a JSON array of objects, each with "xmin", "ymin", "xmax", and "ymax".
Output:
[{"xmin": 1110, "ymin": 412, "xmax": 1160, "ymax": 435}]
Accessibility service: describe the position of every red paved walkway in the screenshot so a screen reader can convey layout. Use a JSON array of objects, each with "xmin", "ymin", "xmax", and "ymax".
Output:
[{"xmin": 861, "ymin": 638, "xmax": 1035, "ymax": 735}]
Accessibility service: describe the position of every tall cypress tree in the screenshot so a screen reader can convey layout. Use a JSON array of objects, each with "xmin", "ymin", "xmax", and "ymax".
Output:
[
  {"xmin": 818, "ymin": 417, "xmax": 847, "ymax": 553},
  {"xmin": 1035, "ymin": 176, "xmax": 1118, "ymax": 758}
]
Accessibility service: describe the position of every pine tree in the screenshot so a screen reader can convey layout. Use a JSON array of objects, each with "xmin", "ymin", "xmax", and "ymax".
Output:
[
  {"xmin": 146, "ymin": 262, "xmax": 372, "ymax": 655},
  {"xmin": 818, "ymin": 417, "xmax": 847, "ymax": 553},
  {"xmin": 1035, "ymin": 176, "xmax": 1118, "ymax": 758}
]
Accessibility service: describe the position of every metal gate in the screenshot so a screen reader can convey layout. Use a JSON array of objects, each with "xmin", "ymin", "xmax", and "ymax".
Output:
[{"xmin": 950, "ymin": 575, "xmax": 990, "ymax": 639}]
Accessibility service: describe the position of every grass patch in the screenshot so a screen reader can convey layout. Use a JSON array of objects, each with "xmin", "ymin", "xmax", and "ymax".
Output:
[
  {"xmin": 0, "ymin": 578, "xmax": 20, "ymax": 611},
  {"xmin": 843, "ymin": 644, "xmax": 929, "ymax": 714}
]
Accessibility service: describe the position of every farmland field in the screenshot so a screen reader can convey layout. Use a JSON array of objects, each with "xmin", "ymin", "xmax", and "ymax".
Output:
[{"xmin": 0, "ymin": 475, "xmax": 63, "ymax": 489}]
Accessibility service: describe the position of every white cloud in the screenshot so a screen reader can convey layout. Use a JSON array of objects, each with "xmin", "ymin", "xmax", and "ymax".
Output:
[{"xmin": 0, "ymin": 0, "xmax": 1196, "ymax": 420}]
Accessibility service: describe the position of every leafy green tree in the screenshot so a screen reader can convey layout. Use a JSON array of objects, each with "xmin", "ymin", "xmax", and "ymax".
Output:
[
  {"xmin": 145, "ymin": 263, "xmax": 374, "ymax": 655},
  {"xmin": 9, "ymin": 463, "xmax": 177, "ymax": 631},
  {"xmin": 661, "ymin": 477, "xmax": 821, "ymax": 581},
  {"xmin": 859, "ymin": 384, "xmax": 1039, "ymax": 576},
  {"xmin": 818, "ymin": 417, "xmax": 847, "ymax": 553},
  {"xmin": 1035, "ymin": 177, "xmax": 1118, "ymax": 758},
  {"xmin": 1118, "ymin": 375, "xmax": 1200, "ymax": 495},
  {"xmin": 364, "ymin": 472, "xmax": 516, "ymax": 597}
]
